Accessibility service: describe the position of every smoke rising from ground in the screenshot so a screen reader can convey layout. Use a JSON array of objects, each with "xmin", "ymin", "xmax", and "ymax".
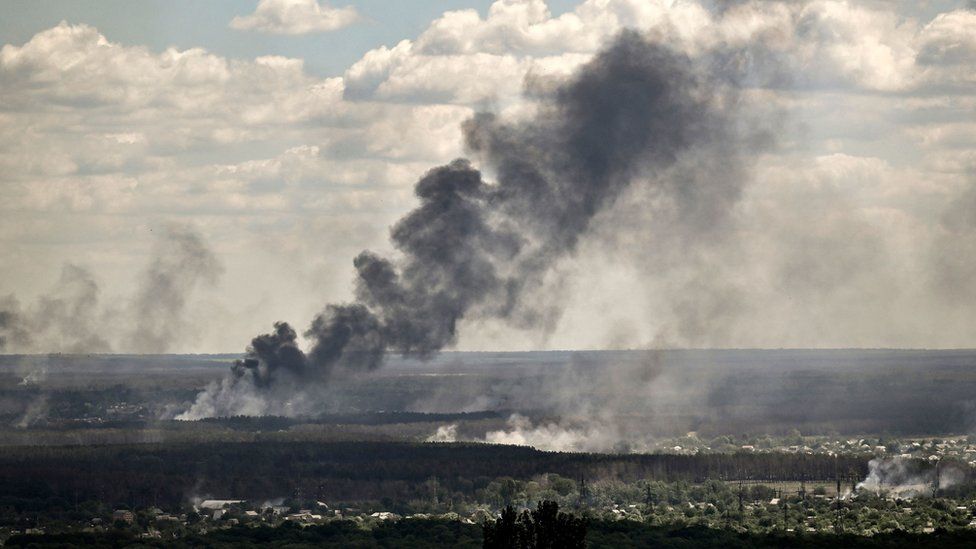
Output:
[
  {"xmin": 857, "ymin": 457, "xmax": 965, "ymax": 499},
  {"xmin": 0, "ymin": 226, "xmax": 221, "ymax": 354},
  {"xmin": 484, "ymin": 414, "xmax": 628, "ymax": 453},
  {"xmin": 0, "ymin": 264, "xmax": 111, "ymax": 354},
  {"xmin": 14, "ymin": 394, "xmax": 49, "ymax": 430},
  {"xmin": 426, "ymin": 415, "xmax": 624, "ymax": 453},
  {"xmin": 180, "ymin": 30, "xmax": 760, "ymax": 419},
  {"xmin": 417, "ymin": 351, "xmax": 702, "ymax": 453},
  {"xmin": 428, "ymin": 413, "xmax": 653, "ymax": 454},
  {"xmin": 130, "ymin": 227, "xmax": 224, "ymax": 353}
]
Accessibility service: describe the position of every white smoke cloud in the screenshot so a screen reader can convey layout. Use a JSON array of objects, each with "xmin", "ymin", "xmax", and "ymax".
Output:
[
  {"xmin": 856, "ymin": 456, "xmax": 964, "ymax": 499},
  {"xmin": 426, "ymin": 424, "xmax": 459, "ymax": 442},
  {"xmin": 426, "ymin": 414, "xmax": 647, "ymax": 453},
  {"xmin": 173, "ymin": 371, "xmax": 318, "ymax": 420},
  {"xmin": 484, "ymin": 414, "xmax": 621, "ymax": 452}
]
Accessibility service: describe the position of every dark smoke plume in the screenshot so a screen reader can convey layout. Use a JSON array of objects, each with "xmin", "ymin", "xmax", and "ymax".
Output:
[
  {"xmin": 231, "ymin": 321, "xmax": 306, "ymax": 387},
  {"xmin": 180, "ymin": 31, "xmax": 750, "ymax": 419}
]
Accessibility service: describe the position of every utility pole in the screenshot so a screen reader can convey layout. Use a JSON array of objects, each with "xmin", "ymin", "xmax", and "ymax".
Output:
[
  {"xmin": 834, "ymin": 473, "xmax": 843, "ymax": 534},
  {"xmin": 738, "ymin": 481, "xmax": 744, "ymax": 518},
  {"xmin": 798, "ymin": 477, "xmax": 807, "ymax": 532},
  {"xmin": 576, "ymin": 474, "xmax": 588, "ymax": 510},
  {"xmin": 644, "ymin": 484, "xmax": 655, "ymax": 524}
]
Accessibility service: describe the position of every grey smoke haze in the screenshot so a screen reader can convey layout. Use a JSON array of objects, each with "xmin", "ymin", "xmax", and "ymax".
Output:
[
  {"xmin": 181, "ymin": 30, "xmax": 761, "ymax": 419},
  {"xmin": 560, "ymin": 136, "xmax": 975, "ymax": 349},
  {"xmin": 130, "ymin": 226, "xmax": 223, "ymax": 353},
  {"xmin": 0, "ymin": 226, "xmax": 221, "ymax": 354},
  {"xmin": 930, "ymin": 174, "xmax": 976, "ymax": 307},
  {"xmin": 857, "ymin": 456, "xmax": 966, "ymax": 499},
  {"xmin": 418, "ymin": 351, "xmax": 708, "ymax": 452},
  {"xmin": 0, "ymin": 264, "xmax": 110, "ymax": 354},
  {"xmin": 0, "ymin": 299, "xmax": 31, "ymax": 351},
  {"xmin": 14, "ymin": 394, "xmax": 49, "ymax": 430}
]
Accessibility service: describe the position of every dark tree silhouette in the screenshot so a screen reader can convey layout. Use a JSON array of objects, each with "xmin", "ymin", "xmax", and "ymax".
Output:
[{"xmin": 483, "ymin": 500, "xmax": 587, "ymax": 548}]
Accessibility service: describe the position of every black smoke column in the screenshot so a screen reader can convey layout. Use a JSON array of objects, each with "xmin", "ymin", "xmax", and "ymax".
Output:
[{"xmin": 182, "ymin": 31, "xmax": 749, "ymax": 418}]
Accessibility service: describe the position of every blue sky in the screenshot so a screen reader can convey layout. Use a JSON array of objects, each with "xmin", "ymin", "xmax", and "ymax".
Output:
[{"xmin": 0, "ymin": 0, "xmax": 579, "ymax": 76}]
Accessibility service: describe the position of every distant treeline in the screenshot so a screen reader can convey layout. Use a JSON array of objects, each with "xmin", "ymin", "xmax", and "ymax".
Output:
[
  {"xmin": 0, "ymin": 411, "xmax": 508, "ymax": 434},
  {"xmin": 0, "ymin": 441, "xmax": 867, "ymax": 512},
  {"xmin": 199, "ymin": 411, "xmax": 506, "ymax": 429}
]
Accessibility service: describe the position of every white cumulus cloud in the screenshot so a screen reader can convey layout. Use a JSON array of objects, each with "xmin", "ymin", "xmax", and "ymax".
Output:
[
  {"xmin": 230, "ymin": 0, "xmax": 360, "ymax": 35},
  {"xmin": 1, "ymin": 1, "xmax": 975, "ymax": 352}
]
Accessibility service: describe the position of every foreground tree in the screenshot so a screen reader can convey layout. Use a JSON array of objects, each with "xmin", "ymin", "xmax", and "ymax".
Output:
[{"xmin": 483, "ymin": 500, "xmax": 587, "ymax": 548}]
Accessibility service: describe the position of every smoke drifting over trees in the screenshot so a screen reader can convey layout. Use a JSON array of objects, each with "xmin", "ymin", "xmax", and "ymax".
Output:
[
  {"xmin": 180, "ymin": 31, "xmax": 761, "ymax": 419},
  {"xmin": 0, "ymin": 226, "xmax": 221, "ymax": 354}
]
